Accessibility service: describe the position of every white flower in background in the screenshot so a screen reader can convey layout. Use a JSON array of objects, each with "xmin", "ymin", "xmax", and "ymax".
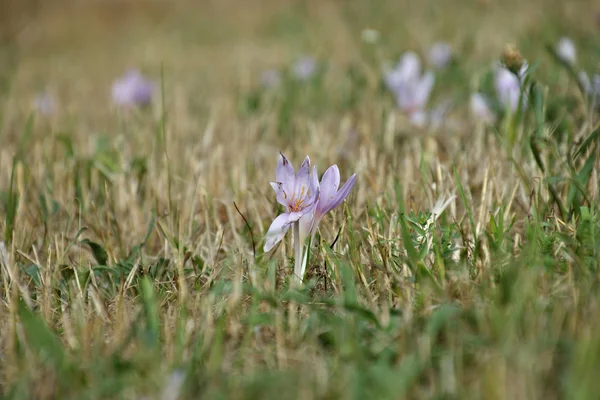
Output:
[
  {"xmin": 428, "ymin": 42, "xmax": 452, "ymax": 69},
  {"xmin": 111, "ymin": 69, "xmax": 155, "ymax": 108},
  {"xmin": 361, "ymin": 29, "xmax": 380, "ymax": 44},
  {"xmin": 578, "ymin": 71, "xmax": 600, "ymax": 108},
  {"xmin": 556, "ymin": 37, "xmax": 576, "ymax": 64},
  {"xmin": 33, "ymin": 92, "xmax": 56, "ymax": 115},
  {"xmin": 470, "ymin": 93, "xmax": 495, "ymax": 123},
  {"xmin": 494, "ymin": 63, "xmax": 527, "ymax": 112},
  {"xmin": 261, "ymin": 69, "xmax": 281, "ymax": 89},
  {"xmin": 292, "ymin": 56, "xmax": 317, "ymax": 81},
  {"xmin": 579, "ymin": 71, "xmax": 592, "ymax": 93},
  {"xmin": 385, "ymin": 51, "xmax": 435, "ymax": 126}
]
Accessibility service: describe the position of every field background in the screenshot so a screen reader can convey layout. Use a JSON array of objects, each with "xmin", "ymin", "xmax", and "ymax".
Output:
[{"xmin": 1, "ymin": 0, "xmax": 600, "ymax": 399}]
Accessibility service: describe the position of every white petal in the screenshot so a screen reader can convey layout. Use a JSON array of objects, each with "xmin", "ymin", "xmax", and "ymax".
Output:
[{"xmin": 264, "ymin": 213, "xmax": 291, "ymax": 252}]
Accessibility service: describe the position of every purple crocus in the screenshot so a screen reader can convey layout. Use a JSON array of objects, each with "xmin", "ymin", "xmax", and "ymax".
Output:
[
  {"xmin": 494, "ymin": 63, "xmax": 527, "ymax": 113},
  {"xmin": 384, "ymin": 51, "xmax": 435, "ymax": 126},
  {"xmin": 556, "ymin": 37, "xmax": 576, "ymax": 64},
  {"xmin": 33, "ymin": 92, "xmax": 56, "ymax": 115},
  {"xmin": 292, "ymin": 56, "xmax": 317, "ymax": 81},
  {"xmin": 111, "ymin": 69, "xmax": 155, "ymax": 108},
  {"xmin": 261, "ymin": 69, "xmax": 282, "ymax": 89},
  {"xmin": 428, "ymin": 42, "xmax": 452, "ymax": 69},
  {"xmin": 470, "ymin": 92, "xmax": 495, "ymax": 123},
  {"xmin": 264, "ymin": 153, "xmax": 319, "ymax": 252},
  {"xmin": 265, "ymin": 154, "xmax": 357, "ymax": 283},
  {"xmin": 579, "ymin": 71, "xmax": 600, "ymax": 109},
  {"xmin": 300, "ymin": 164, "xmax": 357, "ymax": 241}
]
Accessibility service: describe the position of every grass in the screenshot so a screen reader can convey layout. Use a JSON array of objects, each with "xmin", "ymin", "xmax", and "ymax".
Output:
[{"xmin": 1, "ymin": 0, "xmax": 600, "ymax": 398}]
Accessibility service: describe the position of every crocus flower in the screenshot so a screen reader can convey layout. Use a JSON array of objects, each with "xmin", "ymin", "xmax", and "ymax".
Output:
[
  {"xmin": 264, "ymin": 154, "xmax": 319, "ymax": 252},
  {"xmin": 578, "ymin": 71, "xmax": 600, "ymax": 108},
  {"xmin": 294, "ymin": 164, "xmax": 356, "ymax": 280},
  {"xmin": 556, "ymin": 37, "xmax": 576, "ymax": 64},
  {"xmin": 292, "ymin": 56, "xmax": 317, "ymax": 81},
  {"xmin": 470, "ymin": 92, "xmax": 495, "ymax": 123},
  {"xmin": 261, "ymin": 69, "xmax": 281, "ymax": 89},
  {"xmin": 300, "ymin": 165, "xmax": 357, "ymax": 241},
  {"xmin": 428, "ymin": 42, "xmax": 452, "ymax": 69},
  {"xmin": 495, "ymin": 63, "xmax": 527, "ymax": 113},
  {"xmin": 33, "ymin": 92, "xmax": 56, "ymax": 115},
  {"xmin": 385, "ymin": 51, "xmax": 435, "ymax": 126},
  {"xmin": 265, "ymin": 154, "xmax": 357, "ymax": 283},
  {"xmin": 111, "ymin": 69, "xmax": 155, "ymax": 107}
]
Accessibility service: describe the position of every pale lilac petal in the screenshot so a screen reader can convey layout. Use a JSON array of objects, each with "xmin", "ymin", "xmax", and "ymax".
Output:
[
  {"xmin": 34, "ymin": 93, "xmax": 55, "ymax": 115},
  {"xmin": 384, "ymin": 68, "xmax": 404, "ymax": 93},
  {"xmin": 397, "ymin": 52, "xmax": 422, "ymax": 81},
  {"xmin": 276, "ymin": 153, "xmax": 295, "ymax": 193},
  {"xmin": 261, "ymin": 69, "xmax": 281, "ymax": 88},
  {"xmin": 111, "ymin": 69, "xmax": 155, "ymax": 107},
  {"xmin": 287, "ymin": 211, "xmax": 304, "ymax": 222},
  {"xmin": 293, "ymin": 56, "xmax": 316, "ymax": 81},
  {"xmin": 579, "ymin": 71, "xmax": 592, "ymax": 93},
  {"xmin": 415, "ymin": 71, "xmax": 435, "ymax": 109},
  {"xmin": 428, "ymin": 42, "xmax": 452, "ymax": 69},
  {"xmin": 264, "ymin": 213, "xmax": 292, "ymax": 251},
  {"xmin": 293, "ymin": 156, "xmax": 311, "ymax": 200},
  {"xmin": 470, "ymin": 93, "xmax": 495, "ymax": 123},
  {"xmin": 310, "ymin": 166, "xmax": 319, "ymax": 198},
  {"xmin": 319, "ymin": 165, "xmax": 341, "ymax": 205},
  {"xmin": 271, "ymin": 181, "xmax": 289, "ymax": 207},
  {"xmin": 330, "ymin": 173, "xmax": 357, "ymax": 211},
  {"xmin": 495, "ymin": 67, "xmax": 521, "ymax": 112},
  {"xmin": 556, "ymin": 37, "xmax": 576, "ymax": 64},
  {"xmin": 298, "ymin": 208, "xmax": 315, "ymax": 246},
  {"xmin": 315, "ymin": 172, "xmax": 357, "ymax": 226}
]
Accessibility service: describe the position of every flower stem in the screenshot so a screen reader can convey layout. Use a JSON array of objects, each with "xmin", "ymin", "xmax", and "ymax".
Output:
[{"xmin": 293, "ymin": 221, "xmax": 302, "ymax": 285}]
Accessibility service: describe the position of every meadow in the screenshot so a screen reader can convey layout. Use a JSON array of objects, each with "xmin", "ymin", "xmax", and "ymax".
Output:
[{"xmin": 1, "ymin": 0, "xmax": 600, "ymax": 398}]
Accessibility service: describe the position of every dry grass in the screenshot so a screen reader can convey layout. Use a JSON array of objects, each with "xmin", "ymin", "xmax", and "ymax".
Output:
[{"xmin": 1, "ymin": 0, "xmax": 600, "ymax": 399}]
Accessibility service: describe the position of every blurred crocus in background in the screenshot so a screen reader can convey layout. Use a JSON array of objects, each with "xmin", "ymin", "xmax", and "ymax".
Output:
[
  {"xmin": 578, "ymin": 72, "xmax": 600, "ymax": 108},
  {"xmin": 33, "ymin": 92, "xmax": 56, "ymax": 115},
  {"xmin": 292, "ymin": 56, "xmax": 317, "ymax": 81},
  {"xmin": 470, "ymin": 93, "xmax": 495, "ymax": 123},
  {"xmin": 111, "ymin": 69, "xmax": 155, "ymax": 108},
  {"xmin": 384, "ymin": 51, "xmax": 435, "ymax": 127},
  {"xmin": 494, "ymin": 64, "xmax": 527, "ymax": 113},
  {"xmin": 556, "ymin": 37, "xmax": 576, "ymax": 64},
  {"xmin": 261, "ymin": 69, "xmax": 281, "ymax": 89},
  {"xmin": 428, "ymin": 42, "xmax": 452, "ymax": 69}
]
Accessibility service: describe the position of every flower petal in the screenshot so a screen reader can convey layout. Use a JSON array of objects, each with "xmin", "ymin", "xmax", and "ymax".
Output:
[
  {"xmin": 299, "ymin": 206, "xmax": 316, "ymax": 246},
  {"xmin": 415, "ymin": 72, "xmax": 435, "ymax": 109},
  {"xmin": 318, "ymin": 165, "xmax": 341, "ymax": 208},
  {"xmin": 270, "ymin": 181, "xmax": 289, "ymax": 207},
  {"xmin": 293, "ymin": 156, "xmax": 311, "ymax": 200},
  {"xmin": 397, "ymin": 51, "xmax": 422, "ymax": 81},
  {"xmin": 330, "ymin": 173, "xmax": 357, "ymax": 212},
  {"xmin": 264, "ymin": 213, "xmax": 292, "ymax": 252},
  {"xmin": 310, "ymin": 166, "xmax": 319, "ymax": 201},
  {"xmin": 276, "ymin": 153, "xmax": 295, "ymax": 194}
]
